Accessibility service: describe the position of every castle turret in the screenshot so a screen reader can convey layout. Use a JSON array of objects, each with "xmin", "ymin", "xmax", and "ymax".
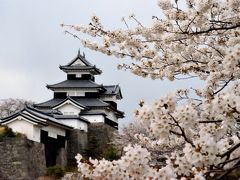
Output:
[{"xmin": 35, "ymin": 50, "xmax": 124, "ymax": 129}]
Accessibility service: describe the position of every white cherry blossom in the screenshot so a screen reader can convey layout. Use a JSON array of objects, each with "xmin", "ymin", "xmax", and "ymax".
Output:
[{"xmin": 62, "ymin": 0, "xmax": 240, "ymax": 179}]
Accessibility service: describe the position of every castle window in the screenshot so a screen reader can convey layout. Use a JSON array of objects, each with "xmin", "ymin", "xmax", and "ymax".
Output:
[
  {"xmin": 63, "ymin": 112, "xmax": 74, "ymax": 115},
  {"xmin": 76, "ymin": 74, "xmax": 82, "ymax": 78},
  {"xmin": 67, "ymin": 91, "xmax": 84, "ymax": 97}
]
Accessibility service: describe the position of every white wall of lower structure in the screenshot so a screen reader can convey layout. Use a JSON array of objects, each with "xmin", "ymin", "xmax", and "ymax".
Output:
[
  {"xmin": 42, "ymin": 125, "xmax": 66, "ymax": 139},
  {"xmin": 3, "ymin": 117, "xmax": 41, "ymax": 142},
  {"xmin": 81, "ymin": 115, "xmax": 105, "ymax": 123},
  {"xmin": 58, "ymin": 119, "xmax": 88, "ymax": 132},
  {"xmin": 33, "ymin": 125, "xmax": 41, "ymax": 142},
  {"xmin": 3, "ymin": 117, "xmax": 68, "ymax": 142}
]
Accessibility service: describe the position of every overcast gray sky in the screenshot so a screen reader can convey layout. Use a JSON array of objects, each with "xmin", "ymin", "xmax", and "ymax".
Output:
[{"xmin": 0, "ymin": 0, "xmax": 203, "ymax": 127}]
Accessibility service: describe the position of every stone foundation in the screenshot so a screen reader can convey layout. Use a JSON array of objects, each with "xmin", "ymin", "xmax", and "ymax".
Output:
[
  {"xmin": 0, "ymin": 137, "xmax": 46, "ymax": 180},
  {"xmin": 66, "ymin": 123, "xmax": 116, "ymax": 166},
  {"xmin": 66, "ymin": 129, "xmax": 88, "ymax": 167},
  {"xmin": 0, "ymin": 124, "xmax": 117, "ymax": 179},
  {"xmin": 87, "ymin": 123, "xmax": 116, "ymax": 159}
]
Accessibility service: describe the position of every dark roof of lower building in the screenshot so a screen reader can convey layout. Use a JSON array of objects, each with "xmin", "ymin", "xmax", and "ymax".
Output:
[
  {"xmin": 53, "ymin": 114, "xmax": 90, "ymax": 124},
  {"xmin": 1, "ymin": 106, "xmax": 73, "ymax": 129}
]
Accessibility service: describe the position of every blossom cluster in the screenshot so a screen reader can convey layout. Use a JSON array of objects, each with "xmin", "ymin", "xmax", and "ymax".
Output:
[
  {"xmin": 62, "ymin": 0, "xmax": 240, "ymax": 179},
  {"xmin": 63, "ymin": 0, "xmax": 239, "ymax": 85},
  {"xmin": 71, "ymin": 83, "xmax": 240, "ymax": 179},
  {"xmin": 75, "ymin": 145, "xmax": 171, "ymax": 180}
]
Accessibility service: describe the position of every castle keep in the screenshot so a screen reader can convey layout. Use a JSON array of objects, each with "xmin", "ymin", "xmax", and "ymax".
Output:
[{"xmin": 1, "ymin": 50, "xmax": 124, "ymax": 167}]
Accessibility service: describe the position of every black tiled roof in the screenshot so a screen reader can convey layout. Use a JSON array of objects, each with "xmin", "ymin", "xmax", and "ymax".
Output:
[
  {"xmin": 51, "ymin": 97, "xmax": 89, "ymax": 110},
  {"xmin": 35, "ymin": 97, "xmax": 124, "ymax": 117},
  {"xmin": 1, "ymin": 106, "xmax": 73, "ymax": 129},
  {"xmin": 35, "ymin": 98, "xmax": 110, "ymax": 108},
  {"xmin": 53, "ymin": 115, "xmax": 90, "ymax": 124},
  {"xmin": 46, "ymin": 80, "xmax": 104, "ymax": 89},
  {"xmin": 59, "ymin": 65, "xmax": 102, "ymax": 74},
  {"xmin": 67, "ymin": 50, "xmax": 93, "ymax": 67},
  {"xmin": 101, "ymin": 85, "xmax": 123, "ymax": 99},
  {"xmin": 103, "ymin": 85, "xmax": 118, "ymax": 94},
  {"xmin": 59, "ymin": 50, "xmax": 102, "ymax": 74},
  {"xmin": 74, "ymin": 98, "xmax": 109, "ymax": 107},
  {"xmin": 35, "ymin": 99, "xmax": 63, "ymax": 108}
]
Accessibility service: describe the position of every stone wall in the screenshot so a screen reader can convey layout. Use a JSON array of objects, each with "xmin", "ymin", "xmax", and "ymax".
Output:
[
  {"xmin": 87, "ymin": 123, "xmax": 116, "ymax": 159},
  {"xmin": 0, "ymin": 124, "xmax": 117, "ymax": 179},
  {"xmin": 56, "ymin": 148, "xmax": 67, "ymax": 168},
  {"xmin": 0, "ymin": 137, "xmax": 46, "ymax": 180},
  {"xmin": 66, "ymin": 123, "xmax": 116, "ymax": 166},
  {"xmin": 66, "ymin": 129, "xmax": 88, "ymax": 167}
]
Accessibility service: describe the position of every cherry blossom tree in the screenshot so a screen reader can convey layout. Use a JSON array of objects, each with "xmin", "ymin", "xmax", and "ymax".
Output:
[
  {"xmin": 0, "ymin": 99, "xmax": 33, "ymax": 118},
  {"xmin": 62, "ymin": 0, "xmax": 240, "ymax": 179},
  {"xmin": 112, "ymin": 120, "xmax": 182, "ymax": 168}
]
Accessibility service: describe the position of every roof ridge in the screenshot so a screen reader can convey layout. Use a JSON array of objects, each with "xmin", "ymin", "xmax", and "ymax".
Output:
[
  {"xmin": 26, "ymin": 106, "xmax": 54, "ymax": 117},
  {"xmin": 51, "ymin": 96, "xmax": 88, "ymax": 110},
  {"xmin": 65, "ymin": 50, "xmax": 93, "ymax": 67}
]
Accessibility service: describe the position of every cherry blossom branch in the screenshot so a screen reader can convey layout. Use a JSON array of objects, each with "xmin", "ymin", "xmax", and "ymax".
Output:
[
  {"xmin": 184, "ymin": 23, "xmax": 240, "ymax": 35},
  {"xmin": 213, "ymin": 77, "xmax": 234, "ymax": 96},
  {"xmin": 168, "ymin": 113, "xmax": 194, "ymax": 147},
  {"xmin": 216, "ymin": 160, "xmax": 240, "ymax": 180},
  {"xmin": 220, "ymin": 142, "xmax": 240, "ymax": 158}
]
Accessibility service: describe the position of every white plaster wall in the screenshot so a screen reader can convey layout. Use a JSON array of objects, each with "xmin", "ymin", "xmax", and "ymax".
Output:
[
  {"xmin": 33, "ymin": 126, "xmax": 41, "ymax": 142},
  {"xmin": 42, "ymin": 125, "xmax": 66, "ymax": 139},
  {"xmin": 3, "ymin": 117, "xmax": 68, "ymax": 142},
  {"xmin": 58, "ymin": 119, "xmax": 88, "ymax": 132},
  {"xmin": 57, "ymin": 104, "xmax": 81, "ymax": 115},
  {"xmin": 72, "ymin": 59, "xmax": 86, "ymax": 66},
  {"xmin": 105, "ymin": 111, "xmax": 118, "ymax": 122},
  {"xmin": 54, "ymin": 89, "xmax": 98, "ymax": 95},
  {"xmin": 67, "ymin": 91, "xmax": 85, "ymax": 97},
  {"xmin": 5, "ymin": 118, "xmax": 40, "ymax": 142},
  {"xmin": 67, "ymin": 72, "xmax": 88, "ymax": 75},
  {"xmin": 81, "ymin": 115, "xmax": 105, "ymax": 123},
  {"xmin": 83, "ymin": 109, "xmax": 118, "ymax": 122},
  {"xmin": 100, "ymin": 96, "xmax": 117, "ymax": 102}
]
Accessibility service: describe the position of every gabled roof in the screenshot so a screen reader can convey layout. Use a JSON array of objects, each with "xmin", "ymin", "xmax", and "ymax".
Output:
[
  {"xmin": 59, "ymin": 50, "xmax": 102, "ymax": 75},
  {"xmin": 46, "ymin": 80, "xmax": 105, "ymax": 90},
  {"xmin": 51, "ymin": 96, "xmax": 88, "ymax": 110},
  {"xmin": 1, "ymin": 111, "xmax": 47, "ymax": 126},
  {"xmin": 101, "ymin": 85, "xmax": 123, "ymax": 99},
  {"xmin": 1, "ymin": 106, "xmax": 73, "ymax": 130},
  {"xmin": 35, "ymin": 97, "xmax": 110, "ymax": 109},
  {"xmin": 35, "ymin": 97, "xmax": 124, "ymax": 118},
  {"xmin": 68, "ymin": 49, "xmax": 93, "ymax": 67}
]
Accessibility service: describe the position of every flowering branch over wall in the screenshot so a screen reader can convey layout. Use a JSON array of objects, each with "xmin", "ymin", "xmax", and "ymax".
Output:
[{"xmin": 62, "ymin": 0, "xmax": 240, "ymax": 179}]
